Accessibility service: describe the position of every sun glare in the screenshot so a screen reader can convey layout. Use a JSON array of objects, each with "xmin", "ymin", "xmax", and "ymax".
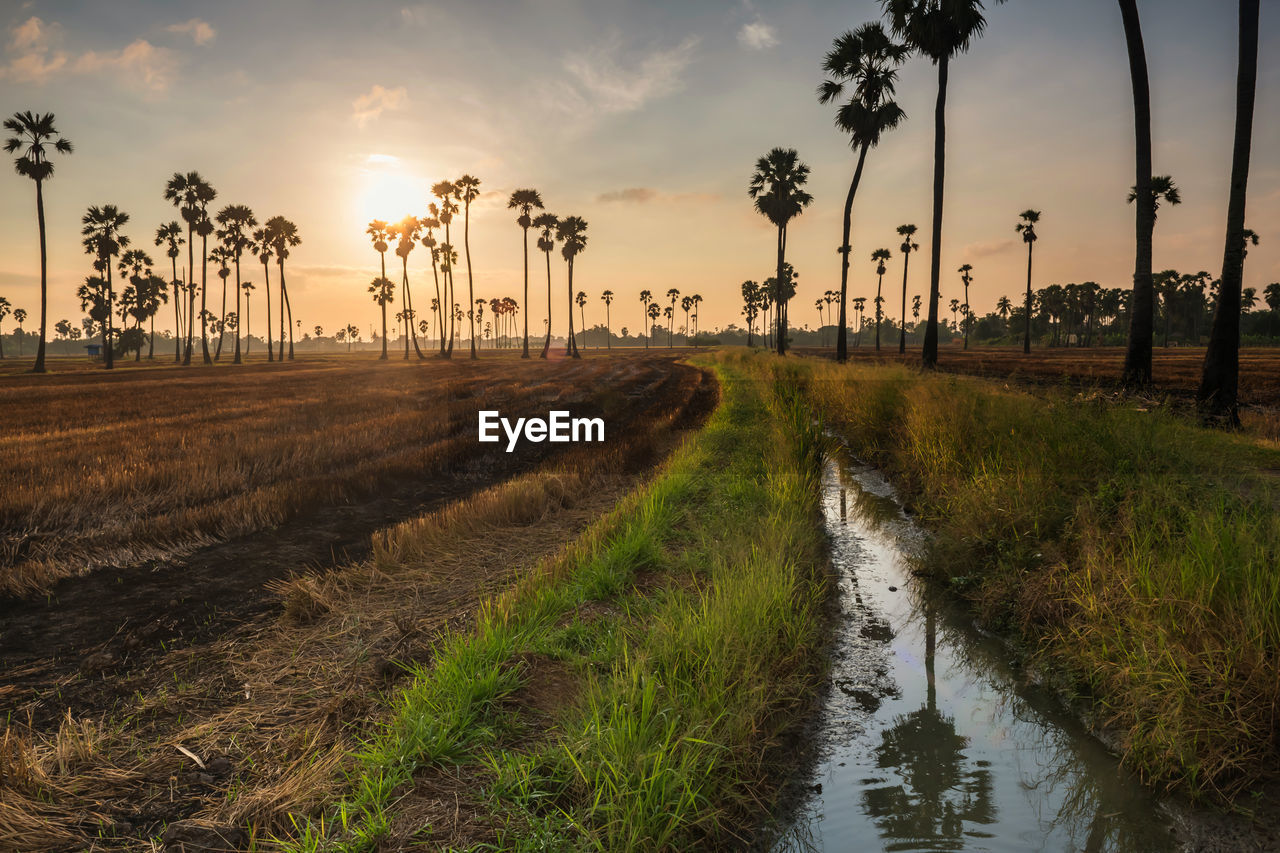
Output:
[{"xmin": 357, "ymin": 155, "xmax": 429, "ymax": 225}]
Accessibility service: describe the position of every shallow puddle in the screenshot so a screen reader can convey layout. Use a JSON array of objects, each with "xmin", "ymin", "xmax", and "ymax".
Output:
[{"xmin": 771, "ymin": 454, "xmax": 1176, "ymax": 852}]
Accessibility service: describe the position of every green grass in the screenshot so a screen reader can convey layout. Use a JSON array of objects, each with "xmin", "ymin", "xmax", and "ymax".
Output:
[
  {"xmin": 796, "ymin": 355, "xmax": 1280, "ymax": 802},
  {"xmin": 279, "ymin": 356, "xmax": 829, "ymax": 851}
]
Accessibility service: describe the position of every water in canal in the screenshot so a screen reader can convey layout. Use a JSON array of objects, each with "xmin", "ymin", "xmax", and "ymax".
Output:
[{"xmin": 770, "ymin": 454, "xmax": 1176, "ymax": 852}]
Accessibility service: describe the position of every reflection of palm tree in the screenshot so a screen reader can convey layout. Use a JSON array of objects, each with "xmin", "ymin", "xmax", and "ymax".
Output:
[{"xmin": 862, "ymin": 604, "xmax": 996, "ymax": 848}]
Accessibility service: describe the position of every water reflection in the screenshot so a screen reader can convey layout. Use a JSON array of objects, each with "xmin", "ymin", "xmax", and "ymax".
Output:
[{"xmin": 768, "ymin": 455, "xmax": 1174, "ymax": 853}]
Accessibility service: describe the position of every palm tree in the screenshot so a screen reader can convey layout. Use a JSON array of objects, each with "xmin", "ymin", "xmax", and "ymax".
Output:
[
  {"xmin": 533, "ymin": 213, "xmax": 559, "ymax": 358},
  {"xmin": 601, "ymin": 289, "xmax": 614, "ymax": 349},
  {"xmin": 508, "ymin": 189, "xmax": 544, "ymax": 357},
  {"xmin": 421, "ymin": 212, "xmax": 443, "ymax": 355},
  {"xmin": 81, "ymin": 205, "xmax": 130, "ymax": 369},
  {"xmin": 392, "ymin": 215, "xmax": 425, "ymax": 359},
  {"xmin": 741, "ymin": 282, "xmax": 760, "ymax": 346},
  {"xmin": 216, "ymin": 204, "xmax": 256, "ymax": 365},
  {"xmin": 0, "ymin": 297, "xmax": 9, "ymax": 359},
  {"xmin": 896, "ymin": 225, "xmax": 918, "ymax": 353},
  {"xmin": 1117, "ymin": 0, "xmax": 1155, "ymax": 386},
  {"xmin": 369, "ymin": 277, "xmax": 394, "ymax": 358},
  {"xmin": 163, "ymin": 172, "xmax": 215, "ymax": 364},
  {"xmin": 576, "ymin": 291, "xmax": 588, "ymax": 349},
  {"xmin": 432, "ymin": 182, "xmax": 459, "ymax": 357},
  {"xmin": 4, "ymin": 111, "xmax": 73, "ymax": 373},
  {"xmin": 1199, "ymin": 0, "xmax": 1260, "ymax": 427},
  {"xmin": 154, "ymin": 221, "xmax": 184, "ymax": 362},
  {"xmin": 681, "ymin": 295, "xmax": 695, "ymax": 344},
  {"xmin": 266, "ymin": 216, "xmax": 300, "ymax": 359},
  {"xmin": 556, "ymin": 217, "xmax": 587, "ymax": 358},
  {"xmin": 639, "ymin": 289, "xmax": 653, "ymax": 348},
  {"xmin": 884, "ymin": 0, "xmax": 1001, "ymax": 369},
  {"xmin": 819, "ymin": 23, "xmax": 909, "ymax": 362},
  {"xmin": 241, "ymin": 279, "xmax": 255, "ymax": 355},
  {"xmin": 117, "ymin": 248, "xmax": 153, "ymax": 360},
  {"xmin": 208, "ymin": 245, "xmax": 232, "ymax": 358},
  {"xmin": 996, "ymin": 294, "xmax": 1012, "ymax": 333},
  {"xmin": 749, "ymin": 148, "xmax": 814, "ymax": 355},
  {"xmin": 249, "ymin": 227, "xmax": 274, "ymax": 361},
  {"xmin": 666, "ymin": 288, "xmax": 680, "ymax": 347},
  {"xmin": 455, "ymin": 174, "xmax": 482, "ymax": 359},
  {"xmin": 663, "ymin": 305, "xmax": 674, "ymax": 345},
  {"xmin": 647, "ymin": 302, "xmax": 662, "ymax": 342},
  {"xmin": 870, "ymin": 248, "xmax": 891, "ymax": 351},
  {"xmin": 949, "ymin": 298, "xmax": 960, "ymax": 333},
  {"xmin": 1015, "ymin": 210, "xmax": 1040, "ymax": 353},
  {"xmin": 852, "ymin": 296, "xmax": 866, "ymax": 346},
  {"xmin": 691, "ymin": 293, "xmax": 703, "ymax": 341},
  {"xmin": 958, "ymin": 263, "xmax": 973, "ymax": 349}
]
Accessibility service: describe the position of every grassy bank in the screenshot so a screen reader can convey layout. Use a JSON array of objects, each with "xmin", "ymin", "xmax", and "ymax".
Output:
[
  {"xmin": 281, "ymin": 357, "xmax": 828, "ymax": 851},
  {"xmin": 787, "ymin": 353, "xmax": 1280, "ymax": 803}
]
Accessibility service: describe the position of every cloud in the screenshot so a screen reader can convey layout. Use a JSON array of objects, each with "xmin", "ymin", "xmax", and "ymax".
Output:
[
  {"xmin": 400, "ymin": 5, "xmax": 432, "ymax": 26},
  {"xmin": 563, "ymin": 35, "xmax": 699, "ymax": 113},
  {"xmin": 1, "ymin": 17, "xmax": 68, "ymax": 83},
  {"xmin": 365, "ymin": 153, "xmax": 401, "ymax": 167},
  {"xmin": 73, "ymin": 39, "xmax": 178, "ymax": 93},
  {"xmin": 596, "ymin": 187, "xmax": 721, "ymax": 205},
  {"xmin": 166, "ymin": 18, "xmax": 216, "ymax": 46},
  {"xmin": 353, "ymin": 84, "xmax": 408, "ymax": 127},
  {"xmin": 964, "ymin": 239, "xmax": 1016, "ymax": 259},
  {"xmin": 737, "ymin": 19, "xmax": 777, "ymax": 50}
]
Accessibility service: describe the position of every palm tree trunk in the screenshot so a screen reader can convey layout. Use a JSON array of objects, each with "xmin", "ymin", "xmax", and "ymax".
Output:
[
  {"xmin": 606, "ymin": 304, "xmax": 611, "ymax": 349},
  {"xmin": 283, "ymin": 266, "xmax": 294, "ymax": 359},
  {"xmin": 216, "ymin": 273, "xmax": 227, "ymax": 360},
  {"xmin": 201, "ymin": 231, "xmax": 211, "ymax": 364},
  {"xmin": 1119, "ymin": 0, "xmax": 1156, "ymax": 387},
  {"xmin": 184, "ymin": 226, "xmax": 195, "ymax": 365},
  {"xmin": 406, "ymin": 258, "xmax": 424, "ymax": 359},
  {"xmin": 234, "ymin": 257, "xmax": 243, "ymax": 364},
  {"xmin": 837, "ymin": 144, "xmax": 869, "ymax": 363},
  {"xmin": 566, "ymin": 258, "xmax": 578, "ymax": 357},
  {"xmin": 922, "ymin": 54, "xmax": 949, "ymax": 369},
  {"xmin": 542, "ymin": 250, "xmax": 552, "ymax": 358},
  {"xmin": 245, "ymin": 289, "xmax": 250, "ymax": 357},
  {"xmin": 379, "ymin": 252, "xmax": 388, "ymax": 360},
  {"xmin": 899, "ymin": 254, "xmax": 911, "ymax": 354},
  {"xmin": 521, "ymin": 227, "xmax": 531, "ymax": 358},
  {"xmin": 465, "ymin": 203, "xmax": 477, "ymax": 359},
  {"xmin": 148, "ymin": 312, "xmax": 155, "ymax": 358},
  {"xmin": 775, "ymin": 225, "xmax": 786, "ymax": 355},
  {"xmin": 875, "ymin": 274, "xmax": 883, "ymax": 352},
  {"xmin": 1024, "ymin": 242, "xmax": 1033, "ymax": 353},
  {"xmin": 401, "ymin": 258, "xmax": 410, "ymax": 360},
  {"xmin": 172, "ymin": 256, "xmax": 182, "ymax": 362},
  {"xmin": 104, "ymin": 261, "xmax": 115, "ymax": 370},
  {"xmin": 1198, "ymin": 0, "xmax": 1259, "ymax": 426},
  {"xmin": 263, "ymin": 259, "xmax": 273, "ymax": 362},
  {"xmin": 33, "ymin": 179, "xmax": 48, "ymax": 373}
]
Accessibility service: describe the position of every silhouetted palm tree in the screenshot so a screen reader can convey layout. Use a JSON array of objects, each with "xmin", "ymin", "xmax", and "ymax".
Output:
[
  {"xmin": 0, "ymin": 297, "xmax": 9, "ymax": 359},
  {"xmin": 241, "ymin": 279, "xmax": 255, "ymax": 356},
  {"xmin": 819, "ymin": 24, "xmax": 908, "ymax": 362},
  {"xmin": 421, "ymin": 212, "xmax": 443, "ymax": 355},
  {"xmin": 601, "ymin": 289, "xmax": 614, "ymax": 349},
  {"xmin": 154, "ymin": 221, "xmax": 184, "ymax": 362},
  {"xmin": 208, "ymin": 245, "xmax": 231, "ymax": 358},
  {"xmin": 1117, "ymin": 0, "xmax": 1155, "ymax": 386},
  {"xmin": 1199, "ymin": 3, "xmax": 1260, "ymax": 426},
  {"xmin": 369, "ymin": 276, "xmax": 394, "ymax": 359},
  {"xmin": 647, "ymin": 302, "xmax": 661, "ymax": 342},
  {"xmin": 884, "ymin": 0, "xmax": 1001, "ymax": 368},
  {"xmin": 639, "ymin": 289, "xmax": 653, "ymax": 348},
  {"xmin": 871, "ymin": 247, "xmax": 891, "ymax": 351},
  {"xmin": 666, "ymin": 288, "xmax": 680, "ymax": 347},
  {"xmin": 455, "ymin": 174, "xmax": 482, "ymax": 359},
  {"xmin": 265, "ymin": 216, "xmax": 300, "ymax": 359},
  {"xmin": 4, "ymin": 111, "xmax": 72, "ymax": 373},
  {"xmin": 216, "ymin": 204, "xmax": 256, "ymax": 364},
  {"xmin": 896, "ymin": 225, "xmax": 918, "ymax": 353},
  {"xmin": 392, "ymin": 215, "xmax": 425, "ymax": 359},
  {"xmin": 1015, "ymin": 209, "xmax": 1040, "ymax": 353},
  {"xmin": 508, "ymin": 188, "xmax": 544, "ymax": 357},
  {"xmin": 958, "ymin": 263, "xmax": 973, "ymax": 349},
  {"xmin": 533, "ymin": 212, "xmax": 559, "ymax": 358},
  {"xmin": 749, "ymin": 147, "xmax": 813, "ymax": 355},
  {"xmin": 996, "ymin": 294, "xmax": 1011, "ymax": 333},
  {"xmin": 576, "ymin": 290, "xmax": 588, "ymax": 349},
  {"xmin": 249, "ymin": 226, "xmax": 274, "ymax": 361},
  {"xmin": 432, "ymin": 181, "xmax": 459, "ymax": 357},
  {"xmin": 82, "ymin": 205, "xmax": 130, "ymax": 369},
  {"xmin": 557, "ymin": 217, "xmax": 587, "ymax": 358},
  {"xmin": 163, "ymin": 172, "xmax": 215, "ymax": 364}
]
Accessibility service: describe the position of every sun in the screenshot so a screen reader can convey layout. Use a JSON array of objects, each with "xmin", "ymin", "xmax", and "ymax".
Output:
[{"xmin": 357, "ymin": 155, "xmax": 429, "ymax": 226}]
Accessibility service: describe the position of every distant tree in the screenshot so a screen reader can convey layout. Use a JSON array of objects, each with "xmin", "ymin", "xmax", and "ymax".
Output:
[
  {"xmin": 369, "ymin": 276, "xmax": 395, "ymax": 359},
  {"xmin": 648, "ymin": 302, "xmax": 662, "ymax": 341},
  {"xmin": 455, "ymin": 174, "xmax": 482, "ymax": 359},
  {"xmin": 13, "ymin": 308, "xmax": 27, "ymax": 355},
  {"xmin": 216, "ymin": 204, "xmax": 256, "ymax": 364},
  {"xmin": 576, "ymin": 290, "xmax": 588, "ymax": 349},
  {"xmin": 749, "ymin": 147, "xmax": 813, "ymax": 355},
  {"xmin": 601, "ymin": 289, "xmax": 614, "ymax": 349},
  {"xmin": 666, "ymin": 287, "xmax": 680, "ymax": 347},
  {"xmin": 431, "ymin": 181, "xmax": 460, "ymax": 358},
  {"xmin": 420, "ymin": 213, "xmax": 443, "ymax": 354},
  {"xmin": 852, "ymin": 296, "xmax": 867, "ymax": 347},
  {"xmin": 870, "ymin": 247, "xmax": 891, "ymax": 351},
  {"xmin": 249, "ymin": 226, "xmax": 274, "ymax": 360},
  {"xmin": 681, "ymin": 295, "xmax": 694, "ymax": 343},
  {"xmin": 691, "ymin": 293, "xmax": 703, "ymax": 340},
  {"xmin": 54, "ymin": 318, "xmax": 72, "ymax": 339},
  {"xmin": 557, "ymin": 216, "xmax": 588, "ymax": 358},
  {"xmin": 958, "ymin": 263, "xmax": 973, "ymax": 349},
  {"xmin": 663, "ymin": 305, "xmax": 674, "ymax": 346},
  {"xmin": 265, "ymin": 216, "xmax": 301, "ymax": 360},
  {"xmin": 82, "ymin": 205, "xmax": 130, "ymax": 369},
  {"xmin": 639, "ymin": 288, "xmax": 653, "ymax": 348},
  {"xmin": 0, "ymin": 296, "xmax": 9, "ymax": 359},
  {"xmin": 241, "ymin": 279, "xmax": 255, "ymax": 356},
  {"xmin": 164, "ymin": 172, "xmax": 216, "ymax": 364},
  {"xmin": 1015, "ymin": 210, "xmax": 1041, "ymax": 353},
  {"xmin": 154, "ymin": 221, "xmax": 185, "ymax": 362},
  {"xmin": 533, "ymin": 213, "xmax": 559, "ymax": 358},
  {"xmin": 391, "ymin": 215, "xmax": 425, "ymax": 359},
  {"xmin": 5, "ymin": 111, "xmax": 73, "ymax": 373},
  {"xmin": 509, "ymin": 188, "xmax": 544, "ymax": 357},
  {"xmin": 896, "ymin": 225, "xmax": 918, "ymax": 353},
  {"xmin": 996, "ymin": 294, "xmax": 1012, "ymax": 333}
]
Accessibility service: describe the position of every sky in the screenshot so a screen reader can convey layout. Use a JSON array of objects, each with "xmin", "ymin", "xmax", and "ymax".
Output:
[{"xmin": 0, "ymin": 0, "xmax": 1277, "ymax": 342}]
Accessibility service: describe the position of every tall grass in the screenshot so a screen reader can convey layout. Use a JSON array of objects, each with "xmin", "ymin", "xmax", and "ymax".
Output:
[
  {"xmin": 802, "ymin": 358, "xmax": 1280, "ymax": 801},
  {"xmin": 281, "ymin": 355, "xmax": 829, "ymax": 851}
]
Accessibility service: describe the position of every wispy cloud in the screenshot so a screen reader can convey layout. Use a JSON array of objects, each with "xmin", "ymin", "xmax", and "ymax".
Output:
[
  {"xmin": 563, "ymin": 35, "xmax": 699, "ymax": 114},
  {"xmin": 964, "ymin": 238, "xmax": 1016, "ymax": 259},
  {"xmin": 737, "ymin": 19, "xmax": 777, "ymax": 50},
  {"xmin": 352, "ymin": 84, "xmax": 408, "ymax": 127},
  {"xmin": 73, "ymin": 39, "xmax": 178, "ymax": 93},
  {"xmin": 596, "ymin": 187, "xmax": 721, "ymax": 205},
  {"xmin": 1, "ymin": 17, "xmax": 68, "ymax": 83},
  {"xmin": 166, "ymin": 18, "xmax": 216, "ymax": 46}
]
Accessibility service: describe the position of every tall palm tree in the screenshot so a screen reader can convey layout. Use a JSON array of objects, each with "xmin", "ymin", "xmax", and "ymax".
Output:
[
  {"xmin": 508, "ymin": 188, "xmax": 544, "ymax": 357},
  {"xmin": 432, "ymin": 181, "xmax": 459, "ymax": 357},
  {"xmin": 601, "ymin": 289, "xmax": 614, "ymax": 349},
  {"xmin": 455, "ymin": 174, "xmax": 482, "ymax": 359},
  {"xmin": 369, "ymin": 277, "xmax": 394, "ymax": 358},
  {"xmin": 421, "ymin": 212, "xmax": 443, "ymax": 355},
  {"xmin": 1199, "ymin": 2, "xmax": 1261, "ymax": 425},
  {"xmin": 4, "ymin": 111, "xmax": 72, "ymax": 373},
  {"xmin": 576, "ymin": 291, "xmax": 588, "ymax": 349},
  {"xmin": 666, "ymin": 288, "xmax": 680, "ymax": 347},
  {"xmin": 163, "ymin": 172, "xmax": 215, "ymax": 364},
  {"xmin": 534, "ymin": 213, "xmax": 559, "ymax": 357},
  {"xmin": 896, "ymin": 225, "xmax": 918, "ymax": 353},
  {"xmin": 249, "ymin": 227, "xmax": 274, "ymax": 361},
  {"xmin": 557, "ymin": 217, "xmax": 588, "ymax": 358},
  {"xmin": 819, "ymin": 23, "xmax": 909, "ymax": 362},
  {"xmin": 81, "ymin": 205, "xmax": 130, "ymax": 370},
  {"xmin": 639, "ymin": 289, "xmax": 653, "ymax": 348},
  {"xmin": 748, "ymin": 147, "xmax": 814, "ymax": 355},
  {"xmin": 996, "ymin": 294, "xmax": 1012, "ymax": 333},
  {"xmin": 1117, "ymin": 0, "xmax": 1155, "ymax": 386},
  {"xmin": 118, "ymin": 248, "xmax": 153, "ymax": 360},
  {"xmin": 691, "ymin": 293, "xmax": 703, "ymax": 340},
  {"xmin": 154, "ymin": 221, "xmax": 184, "ymax": 362},
  {"xmin": 958, "ymin": 263, "xmax": 973, "ymax": 349},
  {"xmin": 647, "ymin": 302, "xmax": 661, "ymax": 343},
  {"xmin": 208, "ymin": 245, "xmax": 231, "ymax": 359},
  {"xmin": 367, "ymin": 221, "xmax": 391, "ymax": 357},
  {"xmin": 216, "ymin": 204, "xmax": 256, "ymax": 365},
  {"xmin": 870, "ymin": 248, "xmax": 891, "ymax": 351},
  {"xmin": 266, "ymin": 216, "xmax": 300, "ymax": 359},
  {"xmin": 663, "ymin": 305, "xmax": 674, "ymax": 346},
  {"xmin": 241, "ymin": 279, "xmax": 255, "ymax": 356},
  {"xmin": 884, "ymin": 0, "xmax": 1001, "ymax": 369},
  {"xmin": 393, "ymin": 215, "xmax": 425, "ymax": 359},
  {"xmin": 1015, "ymin": 210, "xmax": 1040, "ymax": 353},
  {"xmin": 0, "ymin": 297, "xmax": 9, "ymax": 359}
]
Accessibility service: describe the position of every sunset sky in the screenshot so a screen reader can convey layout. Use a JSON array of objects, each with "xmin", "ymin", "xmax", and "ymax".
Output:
[{"xmin": 1, "ymin": 0, "xmax": 1276, "ymax": 341}]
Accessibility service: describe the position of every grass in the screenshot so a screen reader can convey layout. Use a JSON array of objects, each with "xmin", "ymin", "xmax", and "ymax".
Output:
[
  {"xmin": 280, "ymin": 354, "xmax": 829, "ymax": 851},
  {"xmin": 796, "ymin": 355, "xmax": 1280, "ymax": 803}
]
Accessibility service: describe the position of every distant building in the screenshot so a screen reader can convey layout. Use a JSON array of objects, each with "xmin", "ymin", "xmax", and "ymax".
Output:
[{"xmin": 85, "ymin": 344, "xmax": 102, "ymax": 360}]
